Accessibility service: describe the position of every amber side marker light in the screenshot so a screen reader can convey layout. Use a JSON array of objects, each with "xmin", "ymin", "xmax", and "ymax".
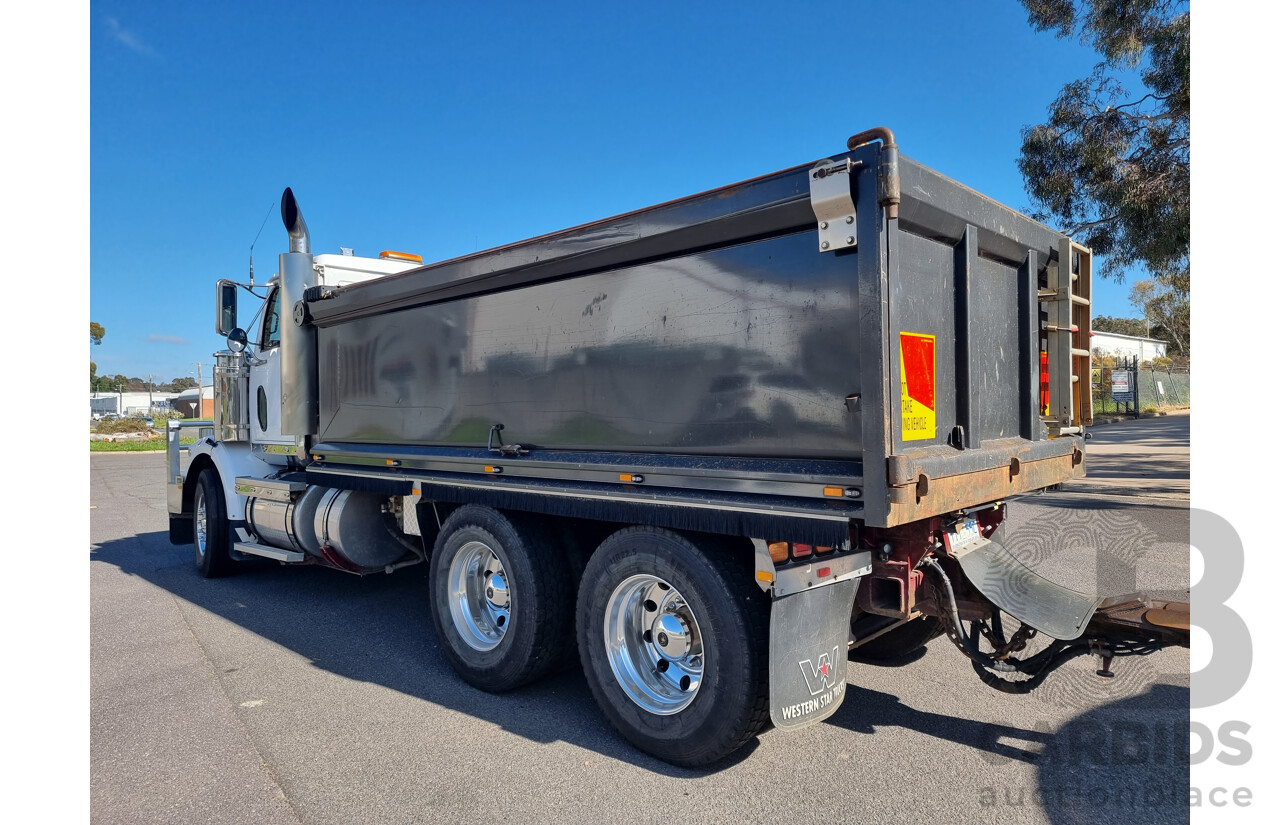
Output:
[
  {"xmin": 768, "ymin": 542, "xmax": 789, "ymax": 563},
  {"xmin": 379, "ymin": 250, "xmax": 423, "ymax": 263}
]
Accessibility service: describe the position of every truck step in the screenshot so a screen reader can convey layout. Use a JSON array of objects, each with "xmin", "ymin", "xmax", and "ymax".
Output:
[
  {"xmin": 233, "ymin": 541, "xmax": 306, "ymax": 563},
  {"xmin": 234, "ymin": 476, "xmax": 306, "ymax": 501}
]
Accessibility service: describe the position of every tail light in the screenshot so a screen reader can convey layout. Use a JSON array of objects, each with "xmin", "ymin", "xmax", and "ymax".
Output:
[{"xmin": 1039, "ymin": 350, "xmax": 1049, "ymax": 416}]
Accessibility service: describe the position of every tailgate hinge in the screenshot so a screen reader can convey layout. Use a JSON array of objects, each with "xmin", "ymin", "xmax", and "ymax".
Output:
[{"xmin": 809, "ymin": 159, "xmax": 859, "ymax": 252}]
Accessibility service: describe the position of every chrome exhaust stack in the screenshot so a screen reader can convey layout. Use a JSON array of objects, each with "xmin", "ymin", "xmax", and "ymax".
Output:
[
  {"xmin": 282, "ymin": 187, "xmax": 310, "ymax": 254},
  {"xmin": 279, "ymin": 187, "xmax": 318, "ymax": 440}
]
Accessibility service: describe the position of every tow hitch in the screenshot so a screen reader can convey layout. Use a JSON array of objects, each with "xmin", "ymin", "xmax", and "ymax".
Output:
[{"xmin": 922, "ymin": 554, "xmax": 1190, "ymax": 694}]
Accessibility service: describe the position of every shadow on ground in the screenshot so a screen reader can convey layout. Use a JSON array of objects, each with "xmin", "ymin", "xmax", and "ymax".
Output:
[
  {"xmin": 92, "ymin": 530, "xmax": 1187, "ymax": 800},
  {"xmin": 1032, "ymin": 685, "xmax": 1189, "ymax": 825},
  {"xmin": 92, "ymin": 530, "xmax": 762, "ymax": 777}
]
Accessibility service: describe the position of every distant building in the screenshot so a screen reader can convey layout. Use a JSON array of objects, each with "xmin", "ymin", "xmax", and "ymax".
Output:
[
  {"xmin": 89, "ymin": 387, "xmax": 210, "ymax": 418},
  {"xmin": 173, "ymin": 385, "xmax": 214, "ymax": 419},
  {"xmin": 1090, "ymin": 331, "xmax": 1168, "ymax": 362}
]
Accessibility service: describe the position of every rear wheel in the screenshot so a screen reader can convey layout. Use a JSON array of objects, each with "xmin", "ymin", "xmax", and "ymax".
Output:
[
  {"xmin": 193, "ymin": 469, "xmax": 234, "ymax": 578},
  {"xmin": 576, "ymin": 528, "xmax": 769, "ymax": 767},
  {"xmin": 429, "ymin": 506, "xmax": 573, "ymax": 692}
]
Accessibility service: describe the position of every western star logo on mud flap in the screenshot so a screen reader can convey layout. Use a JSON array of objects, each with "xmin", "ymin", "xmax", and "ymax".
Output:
[
  {"xmin": 899, "ymin": 331, "xmax": 936, "ymax": 441},
  {"xmin": 780, "ymin": 646, "xmax": 845, "ymax": 722}
]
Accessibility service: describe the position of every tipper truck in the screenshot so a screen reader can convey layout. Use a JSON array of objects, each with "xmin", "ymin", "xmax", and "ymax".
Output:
[{"xmin": 168, "ymin": 127, "xmax": 1189, "ymax": 766}]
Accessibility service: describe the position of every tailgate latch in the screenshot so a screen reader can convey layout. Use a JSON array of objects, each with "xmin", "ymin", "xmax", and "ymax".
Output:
[{"xmin": 809, "ymin": 159, "xmax": 858, "ymax": 252}]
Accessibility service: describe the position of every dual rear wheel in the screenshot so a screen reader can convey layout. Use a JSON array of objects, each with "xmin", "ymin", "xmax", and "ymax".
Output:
[{"xmin": 427, "ymin": 510, "xmax": 771, "ymax": 766}]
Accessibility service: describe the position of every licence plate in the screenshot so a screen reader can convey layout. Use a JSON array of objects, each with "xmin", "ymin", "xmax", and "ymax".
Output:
[{"xmin": 944, "ymin": 518, "xmax": 982, "ymax": 553}]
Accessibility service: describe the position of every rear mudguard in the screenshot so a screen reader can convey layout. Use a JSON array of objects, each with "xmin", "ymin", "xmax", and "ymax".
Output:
[
  {"xmin": 953, "ymin": 536, "xmax": 1103, "ymax": 640},
  {"xmin": 767, "ymin": 550, "xmax": 872, "ymax": 730},
  {"xmin": 950, "ymin": 535, "xmax": 1189, "ymax": 648}
]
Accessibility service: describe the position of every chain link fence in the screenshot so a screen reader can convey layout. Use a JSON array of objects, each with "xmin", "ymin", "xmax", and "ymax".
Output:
[{"xmin": 1091, "ymin": 362, "xmax": 1190, "ymax": 415}]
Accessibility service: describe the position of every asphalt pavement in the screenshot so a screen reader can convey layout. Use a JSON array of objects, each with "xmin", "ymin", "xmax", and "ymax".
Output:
[{"xmin": 90, "ymin": 415, "xmax": 1190, "ymax": 825}]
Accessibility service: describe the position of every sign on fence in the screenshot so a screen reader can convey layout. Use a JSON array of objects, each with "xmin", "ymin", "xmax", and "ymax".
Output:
[{"xmin": 1111, "ymin": 370, "xmax": 1136, "ymax": 404}]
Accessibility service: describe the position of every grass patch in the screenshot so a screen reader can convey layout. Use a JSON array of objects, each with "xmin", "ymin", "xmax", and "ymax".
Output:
[
  {"xmin": 90, "ymin": 437, "xmax": 198, "ymax": 452},
  {"xmin": 93, "ymin": 417, "xmax": 154, "ymax": 434}
]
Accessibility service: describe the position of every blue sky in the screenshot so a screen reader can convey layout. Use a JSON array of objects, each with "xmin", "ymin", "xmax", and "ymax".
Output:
[{"xmin": 92, "ymin": 1, "xmax": 1151, "ymax": 383}]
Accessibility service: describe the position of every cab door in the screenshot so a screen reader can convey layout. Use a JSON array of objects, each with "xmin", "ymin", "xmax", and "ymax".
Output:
[{"xmin": 249, "ymin": 286, "xmax": 294, "ymax": 457}]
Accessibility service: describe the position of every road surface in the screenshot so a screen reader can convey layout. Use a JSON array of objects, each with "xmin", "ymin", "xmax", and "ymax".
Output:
[{"xmin": 90, "ymin": 415, "xmax": 1190, "ymax": 824}]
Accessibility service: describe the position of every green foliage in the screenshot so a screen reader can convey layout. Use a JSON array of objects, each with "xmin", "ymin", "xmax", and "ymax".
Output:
[
  {"xmin": 170, "ymin": 377, "xmax": 198, "ymax": 391},
  {"xmin": 1091, "ymin": 315, "xmax": 1148, "ymax": 337},
  {"xmin": 1017, "ymin": 1, "xmax": 1188, "ymax": 284},
  {"xmin": 94, "ymin": 417, "xmax": 155, "ymax": 434},
  {"xmin": 90, "ymin": 321, "xmax": 105, "ymax": 346},
  {"xmin": 1130, "ymin": 273, "xmax": 1189, "ymax": 355}
]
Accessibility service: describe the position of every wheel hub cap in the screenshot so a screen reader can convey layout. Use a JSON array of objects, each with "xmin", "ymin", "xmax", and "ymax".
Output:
[
  {"xmin": 485, "ymin": 572, "xmax": 509, "ymax": 608},
  {"xmin": 654, "ymin": 613, "xmax": 690, "ymax": 658}
]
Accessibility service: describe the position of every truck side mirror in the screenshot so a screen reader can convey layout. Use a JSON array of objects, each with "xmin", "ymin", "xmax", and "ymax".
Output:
[
  {"xmin": 227, "ymin": 327, "xmax": 249, "ymax": 352},
  {"xmin": 226, "ymin": 327, "xmax": 265, "ymax": 366},
  {"xmin": 217, "ymin": 280, "xmax": 238, "ymax": 335}
]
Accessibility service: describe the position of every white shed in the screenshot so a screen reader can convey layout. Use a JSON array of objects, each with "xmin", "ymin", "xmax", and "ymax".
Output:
[{"xmin": 1089, "ymin": 331, "xmax": 1168, "ymax": 362}]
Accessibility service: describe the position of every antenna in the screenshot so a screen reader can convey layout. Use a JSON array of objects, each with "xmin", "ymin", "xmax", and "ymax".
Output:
[{"xmin": 248, "ymin": 200, "xmax": 276, "ymax": 286}]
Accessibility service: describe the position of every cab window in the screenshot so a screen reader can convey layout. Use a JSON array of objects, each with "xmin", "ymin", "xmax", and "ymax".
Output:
[{"xmin": 261, "ymin": 288, "xmax": 282, "ymax": 349}]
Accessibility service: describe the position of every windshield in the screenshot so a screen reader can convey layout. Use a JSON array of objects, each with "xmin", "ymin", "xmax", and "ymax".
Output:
[{"xmin": 260, "ymin": 287, "xmax": 281, "ymax": 349}]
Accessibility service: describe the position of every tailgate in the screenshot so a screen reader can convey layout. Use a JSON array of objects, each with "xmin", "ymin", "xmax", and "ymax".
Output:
[{"xmin": 877, "ymin": 157, "xmax": 1091, "ymax": 525}]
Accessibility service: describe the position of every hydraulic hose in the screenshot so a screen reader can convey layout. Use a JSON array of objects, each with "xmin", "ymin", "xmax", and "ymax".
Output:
[
  {"xmin": 921, "ymin": 555, "xmax": 1096, "ymax": 694},
  {"xmin": 920, "ymin": 556, "xmax": 1018, "ymax": 673}
]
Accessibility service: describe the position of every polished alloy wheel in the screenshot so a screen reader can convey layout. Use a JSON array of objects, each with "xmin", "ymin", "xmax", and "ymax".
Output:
[
  {"xmin": 447, "ymin": 541, "xmax": 511, "ymax": 651},
  {"xmin": 603, "ymin": 574, "xmax": 704, "ymax": 715},
  {"xmin": 195, "ymin": 490, "xmax": 209, "ymax": 560}
]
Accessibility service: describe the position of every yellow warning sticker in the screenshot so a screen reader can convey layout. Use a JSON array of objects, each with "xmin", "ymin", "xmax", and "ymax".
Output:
[{"xmin": 899, "ymin": 332, "xmax": 936, "ymax": 441}]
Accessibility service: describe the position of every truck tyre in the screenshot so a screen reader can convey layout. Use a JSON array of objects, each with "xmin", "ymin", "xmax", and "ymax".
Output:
[
  {"xmin": 429, "ymin": 506, "xmax": 572, "ymax": 692},
  {"xmin": 575, "ymin": 528, "xmax": 769, "ymax": 767},
  {"xmin": 193, "ymin": 469, "xmax": 234, "ymax": 578},
  {"xmin": 849, "ymin": 616, "xmax": 943, "ymax": 661}
]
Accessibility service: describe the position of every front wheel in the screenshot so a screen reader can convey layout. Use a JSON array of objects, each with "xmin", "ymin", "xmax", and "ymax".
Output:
[
  {"xmin": 193, "ymin": 469, "xmax": 234, "ymax": 578},
  {"xmin": 576, "ymin": 528, "xmax": 769, "ymax": 767}
]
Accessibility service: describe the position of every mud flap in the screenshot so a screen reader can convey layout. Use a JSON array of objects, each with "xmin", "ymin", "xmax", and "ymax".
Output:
[
  {"xmin": 769, "ymin": 578, "xmax": 858, "ymax": 730},
  {"xmin": 955, "ymin": 537, "xmax": 1104, "ymax": 641}
]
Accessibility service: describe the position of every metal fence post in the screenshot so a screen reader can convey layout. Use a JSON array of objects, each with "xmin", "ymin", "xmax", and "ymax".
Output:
[{"xmin": 1132, "ymin": 356, "xmax": 1140, "ymax": 416}]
